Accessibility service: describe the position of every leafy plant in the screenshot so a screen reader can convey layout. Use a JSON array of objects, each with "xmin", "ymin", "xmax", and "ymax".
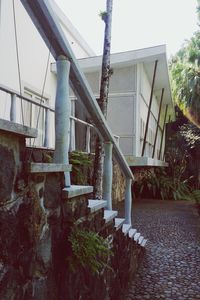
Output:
[
  {"xmin": 68, "ymin": 227, "xmax": 113, "ymax": 275},
  {"xmin": 69, "ymin": 151, "xmax": 91, "ymax": 184}
]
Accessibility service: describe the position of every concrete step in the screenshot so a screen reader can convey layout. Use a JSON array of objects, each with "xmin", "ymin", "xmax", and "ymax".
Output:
[
  {"xmin": 26, "ymin": 162, "xmax": 71, "ymax": 173},
  {"xmin": 140, "ymin": 239, "xmax": 148, "ymax": 247},
  {"xmin": 104, "ymin": 210, "xmax": 118, "ymax": 223},
  {"xmin": 88, "ymin": 199, "xmax": 107, "ymax": 213},
  {"xmin": 134, "ymin": 232, "xmax": 141, "ymax": 242},
  {"xmin": 138, "ymin": 236, "xmax": 144, "ymax": 245},
  {"xmin": 128, "ymin": 228, "xmax": 137, "ymax": 238},
  {"xmin": 122, "ymin": 224, "xmax": 132, "ymax": 235},
  {"xmin": 114, "ymin": 218, "xmax": 125, "ymax": 230},
  {"xmin": 62, "ymin": 185, "xmax": 93, "ymax": 199}
]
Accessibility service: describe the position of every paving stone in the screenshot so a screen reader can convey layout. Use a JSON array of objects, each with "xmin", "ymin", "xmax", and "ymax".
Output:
[{"xmin": 120, "ymin": 199, "xmax": 200, "ymax": 300}]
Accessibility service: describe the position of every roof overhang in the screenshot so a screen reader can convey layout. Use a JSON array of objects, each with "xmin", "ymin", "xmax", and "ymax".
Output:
[{"xmin": 78, "ymin": 45, "xmax": 173, "ymax": 107}]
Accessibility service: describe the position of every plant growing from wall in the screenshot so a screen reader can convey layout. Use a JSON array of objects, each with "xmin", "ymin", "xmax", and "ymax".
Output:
[
  {"xmin": 68, "ymin": 227, "xmax": 113, "ymax": 275},
  {"xmin": 69, "ymin": 151, "xmax": 91, "ymax": 185}
]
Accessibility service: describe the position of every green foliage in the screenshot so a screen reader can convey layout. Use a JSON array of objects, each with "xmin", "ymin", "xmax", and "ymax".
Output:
[
  {"xmin": 169, "ymin": 31, "xmax": 200, "ymax": 126},
  {"xmin": 69, "ymin": 151, "xmax": 91, "ymax": 185},
  {"xmin": 99, "ymin": 10, "xmax": 107, "ymax": 21},
  {"xmin": 135, "ymin": 148, "xmax": 199, "ymax": 201},
  {"xmin": 68, "ymin": 227, "xmax": 113, "ymax": 275}
]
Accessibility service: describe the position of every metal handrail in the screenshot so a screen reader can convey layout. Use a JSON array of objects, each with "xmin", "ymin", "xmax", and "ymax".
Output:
[{"xmin": 20, "ymin": 0, "xmax": 134, "ymax": 181}]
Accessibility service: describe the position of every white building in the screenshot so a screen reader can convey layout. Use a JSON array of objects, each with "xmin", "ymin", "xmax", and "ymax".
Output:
[
  {"xmin": 73, "ymin": 45, "xmax": 173, "ymax": 166},
  {"xmin": 0, "ymin": 0, "xmax": 94, "ymax": 145},
  {"xmin": 0, "ymin": 0, "xmax": 173, "ymax": 167}
]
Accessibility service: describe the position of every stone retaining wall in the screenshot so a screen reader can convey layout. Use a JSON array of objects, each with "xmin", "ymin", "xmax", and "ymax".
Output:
[{"xmin": 0, "ymin": 133, "xmax": 143, "ymax": 300}]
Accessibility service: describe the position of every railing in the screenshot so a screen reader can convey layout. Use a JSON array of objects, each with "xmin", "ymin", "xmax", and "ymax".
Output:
[
  {"xmin": 19, "ymin": 0, "xmax": 134, "ymax": 225},
  {"xmin": 0, "ymin": 84, "xmax": 92, "ymax": 150}
]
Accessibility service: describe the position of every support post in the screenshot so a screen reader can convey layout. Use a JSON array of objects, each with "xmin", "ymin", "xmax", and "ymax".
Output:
[
  {"xmin": 152, "ymin": 88, "xmax": 164, "ymax": 158},
  {"xmin": 44, "ymin": 107, "xmax": 50, "ymax": 147},
  {"xmin": 125, "ymin": 178, "xmax": 132, "ymax": 225},
  {"xmin": 10, "ymin": 93, "xmax": 17, "ymax": 122},
  {"xmin": 158, "ymin": 104, "xmax": 168, "ymax": 160},
  {"xmin": 86, "ymin": 125, "xmax": 91, "ymax": 153},
  {"xmin": 69, "ymin": 100, "xmax": 76, "ymax": 152},
  {"xmin": 141, "ymin": 60, "xmax": 158, "ymax": 156},
  {"xmin": 53, "ymin": 55, "xmax": 71, "ymax": 187},
  {"xmin": 103, "ymin": 142, "xmax": 113, "ymax": 210}
]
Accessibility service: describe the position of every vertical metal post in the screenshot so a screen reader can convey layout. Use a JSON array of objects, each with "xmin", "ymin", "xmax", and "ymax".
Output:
[
  {"xmin": 141, "ymin": 60, "xmax": 158, "ymax": 156},
  {"xmin": 69, "ymin": 100, "xmax": 76, "ymax": 152},
  {"xmin": 152, "ymin": 88, "xmax": 164, "ymax": 158},
  {"xmin": 44, "ymin": 108, "xmax": 50, "ymax": 147},
  {"xmin": 158, "ymin": 104, "xmax": 168, "ymax": 160},
  {"xmin": 103, "ymin": 142, "xmax": 113, "ymax": 210},
  {"xmin": 53, "ymin": 55, "xmax": 71, "ymax": 187},
  {"xmin": 86, "ymin": 125, "xmax": 91, "ymax": 153},
  {"xmin": 10, "ymin": 93, "xmax": 17, "ymax": 122},
  {"xmin": 125, "ymin": 178, "xmax": 132, "ymax": 225}
]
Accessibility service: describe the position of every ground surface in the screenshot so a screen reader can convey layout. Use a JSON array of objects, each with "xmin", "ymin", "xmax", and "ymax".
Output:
[{"xmin": 123, "ymin": 199, "xmax": 200, "ymax": 300}]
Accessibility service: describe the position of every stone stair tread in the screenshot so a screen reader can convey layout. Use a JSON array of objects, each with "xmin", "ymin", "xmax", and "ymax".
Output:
[
  {"xmin": 0, "ymin": 118, "xmax": 37, "ymax": 138},
  {"xmin": 122, "ymin": 224, "xmax": 132, "ymax": 235},
  {"xmin": 104, "ymin": 210, "xmax": 118, "ymax": 223},
  {"xmin": 114, "ymin": 218, "xmax": 125, "ymax": 230},
  {"xmin": 88, "ymin": 199, "xmax": 107, "ymax": 213},
  {"xmin": 62, "ymin": 185, "xmax": 93, "ymax": 199},
  {"xmin": 128, "ymin": 228, "xmax": 137, "ymax": 238},
  {"xmin": 26, "ymin": 162, "xmax": 72, "ymax": 173},
  {"xmin": 141, "ymin": 239, "xmax": 148, "ymax": 247},
  {"xmin": 134, "ymin": 232, "xmax": 141, "ymax": 242},
  {"xmin": 138, "ymin": 236, "xmax": 144, "ymax": 245}
]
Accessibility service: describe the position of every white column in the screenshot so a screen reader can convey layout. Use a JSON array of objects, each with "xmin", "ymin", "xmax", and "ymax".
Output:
[
  {"xmin": 44, "ymin": 108, "xmax": 50, "ymax": 147},
  {"xmin": 69, "ymin": 100, "xmax": 76, "ymax": 152},
  {"xmin": 103, "ymin": 142, "xmax": 113, "ymax": 210},
  {"xmin": 125, "ymin": 178, "xmax": 132, "ymax": 225},
  {"xmin": 86, "ymin": 125, "xmax": 91, "ymax": 153},
  {"xmin": 53, "ymin": 55, "xmax": 71, "ymax": 187},
  {"xmin": 10, "ymin": 93, "xmax": 17, "ymax": 122}
]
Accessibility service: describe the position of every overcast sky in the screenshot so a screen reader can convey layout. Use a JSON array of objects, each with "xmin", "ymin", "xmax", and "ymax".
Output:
[{"xmin": 55, "ymin": 0, "xmax": 199, "ymax": 59}]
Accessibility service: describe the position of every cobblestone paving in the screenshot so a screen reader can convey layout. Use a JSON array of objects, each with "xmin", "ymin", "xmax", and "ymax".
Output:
[{"xmin": 124, "ymin": 199, "xmax": 200, "ymax": 300}]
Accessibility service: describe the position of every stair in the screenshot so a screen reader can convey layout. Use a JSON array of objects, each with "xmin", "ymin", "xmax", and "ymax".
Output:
[
  {"xmin": 122, "ymin": 224, "xmax": 132, "ymax": 235},
  {"xmin": 88, "ymin": 199, "xmax": 107, "ymax": 213},
  {"xmin": 128, "ymin": 228, "xmax": 137, "ymax": 238},
  {"xmin": 133, "ymin": 232, "xmax": 141, "ymax": 242},
  {"xmin": 140, "ymin": 239, "xmax": 148, "ymax": 247},
  {"xmin": 114, "ymin": 218, "xmax": 125, "ymax": 230},
  {"xmin": 104, "ymin": 210, "xmax": 118, "ymax": 223}
]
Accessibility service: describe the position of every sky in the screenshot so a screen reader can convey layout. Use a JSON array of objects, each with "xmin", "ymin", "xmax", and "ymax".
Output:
[{"xmin": 55, "ymin": 0, "xmax": 199, "ymax": 59}]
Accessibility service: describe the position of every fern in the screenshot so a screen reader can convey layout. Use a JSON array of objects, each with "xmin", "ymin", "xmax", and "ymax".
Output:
[{"xmin": 68, "ymin": 227, "xmax": 113, "ymax": 275}]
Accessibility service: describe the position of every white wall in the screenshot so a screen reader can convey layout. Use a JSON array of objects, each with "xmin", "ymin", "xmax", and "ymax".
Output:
[{"xmin": 0, "ymin": 0, "xmax": 94, "ymax": 147}]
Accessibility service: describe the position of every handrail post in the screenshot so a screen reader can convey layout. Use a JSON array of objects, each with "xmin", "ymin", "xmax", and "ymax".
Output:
[
  {"xmin": 44, "ymin": 107, "xmax": 50, "ymax": 147},
  {"xmin": 125, "ymin": 178, "xmax": 132, "ymax": 225},
  {"xmin": 10, "ymin": 93, "xmax": 17, "ymax": 122},
  {"xmin": 103, "ymin": 142, "xmax": 113, "ymax": 210},
  {"xmin": 53, "ymin": 55, "xmax": 71, "ymax": 187},
  {"xmin": 86, "ymin": 125, "xmax": 91, "ymax": 153},
  {"xmin": 69, "ymin": 100, "xmax": 76, "ymax": 152}
]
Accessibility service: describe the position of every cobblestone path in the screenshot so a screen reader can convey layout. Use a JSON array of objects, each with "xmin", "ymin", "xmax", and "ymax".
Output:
[{"xmin": 124, "ymin": 199, "xmax": 200, "ymax": 300}]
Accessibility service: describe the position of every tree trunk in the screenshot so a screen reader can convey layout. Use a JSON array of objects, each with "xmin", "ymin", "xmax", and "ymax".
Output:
[{"xmin": 93, "ymin": 0, "xmax": 113, "ymax": 199}]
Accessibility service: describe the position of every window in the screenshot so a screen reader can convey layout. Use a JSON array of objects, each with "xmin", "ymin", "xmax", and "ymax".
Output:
[{"xmin": 23, "ymin": 88, "xmax": 48, "ymax": 147}]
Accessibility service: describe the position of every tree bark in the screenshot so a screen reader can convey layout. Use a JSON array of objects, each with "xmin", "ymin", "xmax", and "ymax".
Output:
[{"xmin": 93, "ymin": 0, "xmax": 113, "ymax": 199}]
